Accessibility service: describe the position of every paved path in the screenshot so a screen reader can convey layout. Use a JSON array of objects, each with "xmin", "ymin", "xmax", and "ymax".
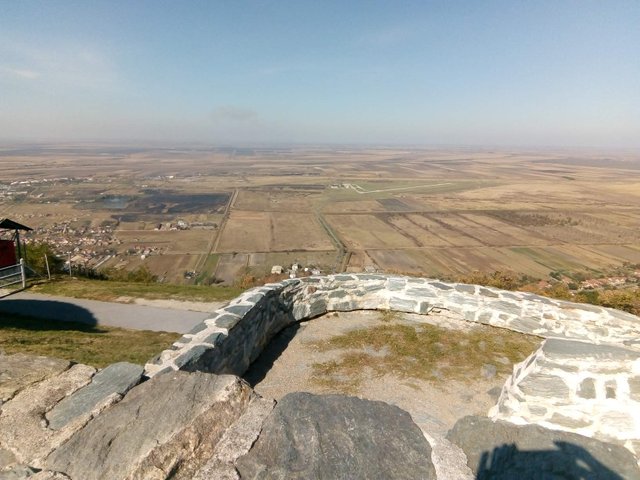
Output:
[{"xmin": 0, "ymin": 292, "xmax": 213, "ymax": 333}]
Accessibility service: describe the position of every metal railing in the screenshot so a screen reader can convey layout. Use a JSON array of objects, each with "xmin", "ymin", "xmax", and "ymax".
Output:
[{"xmin": 0, "ymin": 258, "xmax": 26, "ymax": 289}]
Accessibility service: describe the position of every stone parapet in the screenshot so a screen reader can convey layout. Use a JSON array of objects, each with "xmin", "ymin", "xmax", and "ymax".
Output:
[
  {"xmin": 490, "ymin": 338, "xmax": 640, "ymax": 456},
  {"xmin": 144, "ymin": 274, "xmax": 640, "ymax": 377}
]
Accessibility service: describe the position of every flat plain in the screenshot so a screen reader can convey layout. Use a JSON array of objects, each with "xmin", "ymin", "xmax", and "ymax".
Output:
[{"xmin": 1, "ymin": 144, "xmax": 639, "ymax": 283}]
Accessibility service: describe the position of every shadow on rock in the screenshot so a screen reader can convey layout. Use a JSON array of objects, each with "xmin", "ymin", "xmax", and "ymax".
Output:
[
  {"xmin": 0, "ymin": 300, "xmax": 102, "ymax": 332},
  {"xmin": 477, "ymin": 441, "xmax": 624, "ymax": 480}
]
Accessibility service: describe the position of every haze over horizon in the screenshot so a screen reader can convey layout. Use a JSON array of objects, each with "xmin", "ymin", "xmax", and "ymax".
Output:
[{"xmin": 1, "ymin": 1, "xmax": 638, "ymax": 148}]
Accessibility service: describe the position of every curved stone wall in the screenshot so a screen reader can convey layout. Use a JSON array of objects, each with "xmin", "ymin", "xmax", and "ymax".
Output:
[{"xmin": 143, "ymin": 274, "xmax": 640, "ymax": 457}]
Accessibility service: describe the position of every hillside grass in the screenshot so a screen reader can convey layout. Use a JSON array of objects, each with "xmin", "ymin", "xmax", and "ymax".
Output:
[
  {"xmin": 29, "ymin": 277, "xmax": 243, "ymax": 303},
  {"xmin": 0, "ymin": 313, "xmax": 180, "ymax": 368}
]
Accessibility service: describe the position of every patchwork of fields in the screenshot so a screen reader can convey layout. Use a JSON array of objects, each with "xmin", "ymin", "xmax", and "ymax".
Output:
[{"xmin": 2, "ymin": 145, "xmax": 639, "ymax": 284}]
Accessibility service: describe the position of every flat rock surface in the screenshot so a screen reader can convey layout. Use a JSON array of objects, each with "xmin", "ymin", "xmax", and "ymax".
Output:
[
  {"xmin": 45, "ymin": 371, "xmax": 254, "ymax": 480},
  {"xmin": 0, "ymin": 354, "xmax": 70, "ymax": 403},
  {"xmin": 194, "ymin": 396, "xmax": 275, "ymax": 480},
  {"xmin": 0, "ymin": 363, "xmax": 96, "ymax": 466},
  {"xmin": 446, "ymin": 415, "xmax": 640, "ymax": 479},
  {"xmin": 236, "ymin": 392, "xmax": 436, "ymax": 480},
  {"xmin": 45, "ymin": 362, "xmax": 144, "ymax": 430}
]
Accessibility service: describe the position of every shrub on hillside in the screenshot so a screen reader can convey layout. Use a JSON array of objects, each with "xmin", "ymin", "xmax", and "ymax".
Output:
[
  {"xmin": 24, "ymin": 242, "xmax": 64, "ymax": 275},
  {"xmin": 104, "ymin": 265, "xmax": 158, "ymax": 284}
]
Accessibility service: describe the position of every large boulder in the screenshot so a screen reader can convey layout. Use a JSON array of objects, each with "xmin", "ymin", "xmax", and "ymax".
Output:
[
  {"xmin": 447, "ymin": 415, "xmax": 640, "ymax": 479},
  {"xmin": 45, "ymin": 371, "xmax": 254, "ymax": 480},
  {"xmin": 236, "ymin": 392, "xmax": 436, "ymax": 480}
]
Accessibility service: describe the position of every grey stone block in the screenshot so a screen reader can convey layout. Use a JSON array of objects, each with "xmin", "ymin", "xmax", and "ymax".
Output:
[
  {"xmin": 386, "ymin": 278, "xmax": 407, "ymax": 291},
  {"xmin": 509, "ymin": 316, "xmax": 542, "ymax": 333},
  {"xmin": 500, "ymin": 292, "xmax": 521, "ymax": 300},
  {"xmin": 176, "ymin": 335, "xmax": 192, "ymax": 345},
  {"xmin": 519, "ymin": 373, "xmax": 570, "ymax": 398},
  {"xmin": 46, "ymin": 363, "xmax": 143, "ymax": 431},
  {"xmin": 355, "ymin": 274, "xmax": 386, "ymax": 281},
  {"xmin": 521, "ymin": 293, "xmax": 554, "ymax": 305},
  {"xmin": 225, "ymin": 304, "xmax": 254, "ymax": 317},
  {"xmin": 333, "ymin": 274, "xmax": 355, "ymax": 281},
  {"xmin": 202, "ymin": 332, "xmax": 224, "ymax": 346},
  {"xmin": 418, "ymin": 301, "xmax": 432, "ymax": 314},
  {"xmin": 455, "ymin": 284, "xmax": 476, "ymax": 294},
  {"xmin": 292, "ymin": 303, "xmax": 309, "ymax": 320},
  {"xmin": 406, "ymin": 287, "xmax": 437, "ymax": 298},
  {"xmin": 300, "ymin": 277, "xmax": 321, "ymax": 283},
  {"xmin": 478, "ymin": 287, "xmax": 499, "ymax": 298},
  {"xmin": 244, "ymin": 294, "xmax": 264, "ymax": 304},
  {"xmin": 215, "ymin": 314, "xmax": 242, "ymax": 330},
  {"xmin": 308, "ymin": 299, "xmax": 327, "ymax": 318},
  {"xmin": 187, "ymin": 322, "xmax": 208, "ymax": 335},
  {"xmin": 174, "ymin": 345, "xmax": 211, "ymax": 369},
  {"xmin": 328, "ymin": 289, "xmax": 348, "ymax": 299},
  {"xmin": 528, "ymin": 405, "xmax": 547, "ymax": 416},
  {"xmin": 549, "ymin": 412, "xmax": 592, "ymax": 429},
  {"xmin": 543, "ymin": 338, "xmax": 640, "ymax": 361},
  {"xmin": 489, "ymin": 300, "xmax": 522, "ymax": 316},
  {"xmin": 389, "ymin": 297, "xmax": 417, "ymax": 312},
  {"xmin": 236, "ymin": 393, "xmax": 436, "ymax": 480},
  {"xmin": 430, "ymin": 282, "xmax": 452, "ymax": 290},
  {"xmin": 362, "ymin": 283, "xmax": 384, "ymax": 292}
]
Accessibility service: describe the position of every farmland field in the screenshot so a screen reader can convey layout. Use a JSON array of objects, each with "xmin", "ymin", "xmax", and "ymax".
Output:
[{"xmin": 1, "ymin": 144, "xmax": 639, "ymax": 284}]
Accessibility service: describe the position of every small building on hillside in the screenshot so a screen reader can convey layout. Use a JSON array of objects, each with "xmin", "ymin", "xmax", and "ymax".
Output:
[{"xmin": 0, "ymin": 218, "xmax": 32, "ymax": 268}]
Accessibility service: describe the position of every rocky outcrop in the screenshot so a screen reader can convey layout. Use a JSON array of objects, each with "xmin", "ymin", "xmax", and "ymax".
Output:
[
  {"xmin": 4, "ymin": 272, "xmax": 640, "ymax": 477},
  {"xmin": 45, "ymin": 371, "xmax": 254, "ymax": 480},
  {"xmin": 45, "ymin": 362, "xmax": 143, "ymax": 431},
  {"xmin": 3, "ymin": 351, "xmax": 640, "ymax": 479},
  {"xmin": 447, "ymin": 415, "xmax": 640, "ymax": 479},
  {"xmin": 193, "ymin": 396, "xmax": 276, "ymax": 480},
  {"xmin": 0, "ymin": 354, "xmax": 70, "ymax": 404},
  {"xmin": 236, "ymin": 392, "xmax": 437, "ymax": 480},
  {"xmin": 0, "ymin": 363, "xmax": 96, "ymax": 466}
]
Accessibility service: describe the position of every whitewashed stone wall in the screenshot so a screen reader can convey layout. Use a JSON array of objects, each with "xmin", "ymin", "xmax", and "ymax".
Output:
[
  {"xmin": 143, "ymin": 274, "xmax": 640, "ymax": 457},
  {"xmin": 490, "ymin": 338, "xmax": 640, "ymax": 456}
]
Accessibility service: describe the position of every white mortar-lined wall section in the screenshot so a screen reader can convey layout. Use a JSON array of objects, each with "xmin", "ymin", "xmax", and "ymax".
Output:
[{"xmin": 144, "ymin": 274, "xmax": 640, "ymax": 457}]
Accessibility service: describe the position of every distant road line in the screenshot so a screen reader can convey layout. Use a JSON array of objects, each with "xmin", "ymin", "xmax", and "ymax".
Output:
[
  {"xmin": 213, "ymin": 188, "xmax": 238, "ymax": 252},
  {"xmin": 349, "ymin": 182, "xmax": 452, "ymax": 194},
  {"xmin": 195, "ymin": 188, "xmax": 237, "ymax": 273},
  {"xmin": 314, "ymin": 210, "xmax": 347, "ymax": 273}
]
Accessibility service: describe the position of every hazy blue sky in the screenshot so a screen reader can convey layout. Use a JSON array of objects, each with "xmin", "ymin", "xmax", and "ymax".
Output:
[{"xmin": 1, "ymin": 1, "xmax": 638, "ymax": 147}]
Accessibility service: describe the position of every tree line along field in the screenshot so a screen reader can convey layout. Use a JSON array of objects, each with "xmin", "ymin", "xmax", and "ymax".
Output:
[{"xmin": 1, "ymin": 144, "xmax": 639, "ymax": 285}]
